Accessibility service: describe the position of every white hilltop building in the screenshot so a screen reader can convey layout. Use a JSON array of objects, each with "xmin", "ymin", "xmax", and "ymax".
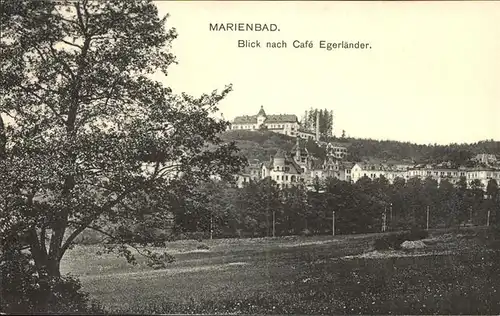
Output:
[{"xmin": 229, "ymin": 105, "xmax": 318, "ymax": 141}]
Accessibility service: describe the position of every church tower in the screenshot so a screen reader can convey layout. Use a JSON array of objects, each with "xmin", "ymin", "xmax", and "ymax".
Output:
[{"xmin": 256, "ymin": 105, "xmax": 267, "ymax": 128}]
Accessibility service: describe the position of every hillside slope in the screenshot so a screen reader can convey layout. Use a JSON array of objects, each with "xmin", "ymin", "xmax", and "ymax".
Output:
[{"xmin": 221, "ymin": 130, "xmax": 500, "ymax": 164}]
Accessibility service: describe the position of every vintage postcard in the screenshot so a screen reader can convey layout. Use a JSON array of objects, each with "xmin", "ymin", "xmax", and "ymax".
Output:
[{"xmin": 1, "ymin": 0, "xmax": 499, "ymax": 315}]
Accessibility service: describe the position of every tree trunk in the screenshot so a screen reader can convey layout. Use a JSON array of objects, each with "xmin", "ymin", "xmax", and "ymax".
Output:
[{"xmin": 0, "ymin": 114, "xmax": 6, "ymax": 159}]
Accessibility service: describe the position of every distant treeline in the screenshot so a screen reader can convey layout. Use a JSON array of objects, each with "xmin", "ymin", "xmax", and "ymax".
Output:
[
  {"xmin": 221, "ymin": 130, "xmax": 500, "ymax": 165},
  {"xmin": 169, "ymin": 176, "xmax": 500, "ymax": 239}
]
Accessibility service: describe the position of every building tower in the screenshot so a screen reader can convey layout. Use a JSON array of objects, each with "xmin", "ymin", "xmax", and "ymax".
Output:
[
  {"xmin": 295, "ymin": 136, "xmax": 301, "ymax": 162},
  {"xmin": 316, "ymin": 110, "xmax": 320, "ymax": 141},
  {"xmin": 256, "ymin": 105, "xmax": 267, "ymax": 128}
]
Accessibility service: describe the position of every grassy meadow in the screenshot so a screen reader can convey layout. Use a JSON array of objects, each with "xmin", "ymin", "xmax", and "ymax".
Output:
[{"xmin": 61, "ymin": 228, "xmax": 500, "ymax": 314}]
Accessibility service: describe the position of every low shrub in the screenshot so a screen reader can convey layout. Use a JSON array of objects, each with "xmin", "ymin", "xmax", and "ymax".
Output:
[
  {"xmin": 173, "ymin": 231, "xmax": 206, "ymax": 242},
  {"xmin": 0, "ymin": 249, "xmax": 105, "ymax": 314},
  {"xmin": 301, "ymin": 229, "xmax": 312, "ymax": 237},
  {"xmin": 373, "ymin": 229, "xmax": 429, "ymax": 251},
  {"xmin": 408, "ymin": 228, "xmax": 429, "ymax": 241},
  {"xmin": 196, "ymin": 244, "xmax": 210, "ymax": 250}
]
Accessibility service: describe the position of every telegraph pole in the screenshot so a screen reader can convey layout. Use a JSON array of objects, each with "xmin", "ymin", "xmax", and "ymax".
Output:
[
  {"xmin": 272, "ymin": 210, "xmax": 276, "ymax": 237},
  {"xmin": 426, "ymin": 206, "xmax": 430, "ymax": 230},
  {"xmin": 210, "ymin": 213, "xmax": 213, "ymax": 240},
  {"xmin": 382, "ymin": 207, "xmax": 387, "ymax": 232},
  {"xmin": 332, "ymin": 210, "xmax": 335, "ymax": 236}
]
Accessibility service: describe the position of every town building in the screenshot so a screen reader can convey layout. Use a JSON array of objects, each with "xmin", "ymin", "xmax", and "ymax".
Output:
[
  {"xmin": 324, "ymin": 142, "xmax": 348, "ymax": 160},
  {"xmin": 230, "ymin": 106, "xmax": 318, "ymax": 140},
  {"xmin": 349, "ymin": 162, "xmax": 500, "ymax": 189},
  {"xmin": 473, "ymin": 153, "xmax": 498, "ymax": 166},
  {"xmin": 261, "ymin": 149, "xmax": 304, "ymax": 189}
]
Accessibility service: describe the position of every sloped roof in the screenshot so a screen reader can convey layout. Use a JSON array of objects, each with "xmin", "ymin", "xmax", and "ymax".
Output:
[
  {"xmin": 265, "ymin": 114, "xmax": 298, "ymax": 123},
  {"xmin": 233, "ymin": 115, "xmax": 257, "ymax": 124},
  {"xmin": 257, "ymin": 105, "xmax": 266, "ymax": 117},
  {"xmin": 284, "ymin": 157, "xmax": 302, "ymax": 174},
  {"xmin": 291, "ymin": 137, "xmax": 308, "ymax": 153},
  {"xmin": 262, "ymin": 161, "xmax": 273, "ymax": 169},
  {"xmin": 340, "ymin": 162, "xmax": 356, "ymax": 169},
  {"xmin": 275, "ymin": 149, "xmax": 286, "ymax": 158}
]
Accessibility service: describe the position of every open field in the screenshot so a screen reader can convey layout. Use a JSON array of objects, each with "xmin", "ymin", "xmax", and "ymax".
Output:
[{"xmin": 61, "ymin": 228, "xmax": 500, "ymax": 314}]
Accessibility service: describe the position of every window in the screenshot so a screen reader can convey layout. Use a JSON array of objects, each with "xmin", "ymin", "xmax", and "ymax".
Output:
[{"xmin": 285, "ymin": 175, "xmax": 289, "ymax": 181}]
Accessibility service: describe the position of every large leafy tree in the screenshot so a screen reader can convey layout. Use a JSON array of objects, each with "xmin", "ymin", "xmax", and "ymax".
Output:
[{"xmin": 0, "ymin": 0, "xmax": 245, "ymax": 283}]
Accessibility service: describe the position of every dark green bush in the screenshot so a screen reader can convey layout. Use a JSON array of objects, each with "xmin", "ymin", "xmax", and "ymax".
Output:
[
  {"xmin": 174, "ymin": 231, "xmax": 206, "ymax": 242},
  {"xmin": 197, "ymin": 244, "xmax": 210, "ymax": 250},
  {"xmin": 373, "ymin": 229, "xmax": 429, "ymax": 251},
  {"xmin": 408, "ymin": 228, "xmax": 429, "ymax": 241},
  {"xmin": 0, "ymin": 249, "xmax": 105, "ymax": 314}
]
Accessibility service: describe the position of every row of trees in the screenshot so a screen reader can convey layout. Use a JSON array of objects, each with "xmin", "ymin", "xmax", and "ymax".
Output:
[
  {"xmin": 172, "ymin": 176, "xmax": 500, "ymax": 238},
  {"xmin": 346, "ymin": 138, "xmax": 500, "ymax": 165},
  {"xmin": 300, "ymin": 108, "xmax": 334, "ymax": 141},
  {"xmin": 221, "ymin": 130, "xmax": 499, "ymax": 167}
]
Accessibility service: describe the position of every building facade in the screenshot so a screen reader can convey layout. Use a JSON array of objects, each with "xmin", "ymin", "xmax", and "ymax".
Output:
[
  {"xmin": 230, "ymin": 106, "xmax": 318, "ymax": 140},
  {"xmin": 349, "ymin": 162, "xmax": 500, "ymax": 189}
]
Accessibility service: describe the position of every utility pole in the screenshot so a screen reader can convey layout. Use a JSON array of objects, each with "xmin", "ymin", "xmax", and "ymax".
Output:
[
  {"xmin": 426, "ymin": 206, "xmax": 430, "ymax": 230},
  {"xmin": 382, "ymin": 207, "xmax": 387, "ymax": 232},
  {"xmin": 332, "ymin": 210, "xmax": 335, "ymax": 236},
  {"xmin": 272, "ymin": 210, "xmax": 276, "ymax": 238},
  {"xmin": 390, "ymin": 203, "xmax": 393, "ymax": 221},
  {"xmin": 210, "ymin": 212, "xmax": 213, "ymax": 240}
]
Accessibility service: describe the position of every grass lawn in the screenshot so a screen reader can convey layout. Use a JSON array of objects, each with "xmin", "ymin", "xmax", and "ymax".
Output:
[{"xmin": 61, "ymin": 228, "xmax": 500, "ymax": 314}]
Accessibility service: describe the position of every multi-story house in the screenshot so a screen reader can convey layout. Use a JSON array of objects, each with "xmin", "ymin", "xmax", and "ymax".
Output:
[
  {"xmin": 230, "ymin": 106, "xmax": 317, "ymax": 140},
  {"xmin": 351, "ymin": 163, "xmax": 391, "ymax": 183},
  {"xmin": 261, "ymin": 149, "xmax": 304, "ymax": 189},
  {"xmin": 324, "ymin": 142, "xmax": 348, "ymax": 160},
  {"xmin": 348, "ymin": 162, "xmax": 500, "ymax": 191},
  {"xmin": 473, "ymin": 154, "xmax": 498, "ymax": 166}
]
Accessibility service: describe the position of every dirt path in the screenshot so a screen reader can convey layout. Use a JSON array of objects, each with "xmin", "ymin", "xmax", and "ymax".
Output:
[{"xmin": 79, "ymin": 262, "xmax": 248, "ymax": 280}]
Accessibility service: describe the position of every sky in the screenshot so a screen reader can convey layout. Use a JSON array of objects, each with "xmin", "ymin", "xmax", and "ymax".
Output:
[{"xmin": 154, "ymin": 1, "xmax": 500, "ymax": 145}]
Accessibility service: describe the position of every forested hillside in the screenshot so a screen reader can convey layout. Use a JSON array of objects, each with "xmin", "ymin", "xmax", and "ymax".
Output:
[
  {"xmin": 221, "ymin": 130, "xmax": 326, "ymax": 162},
  {"xmin": 221, "ymin": 130, "xmax": 500, "ymax": 164}
]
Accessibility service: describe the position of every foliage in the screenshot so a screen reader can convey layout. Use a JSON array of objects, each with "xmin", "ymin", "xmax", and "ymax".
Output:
[
  {"xmin": 300, "ymin": 108, "xmax": 334, "ymax": 141},
  {"xmin": 0, "ymin": 0, "xmax": 245, "ymax": 310},
  {"xmin": 346, "ymin": 138, "xmax": 499, "ymax": 165},
  {"xmin": 173, "ymin": 174, "xmax": 499, "ymax": 240},
  {"xmin": 221, "ymin": 129, "xmax": 499, "ymax": 165},
  {"xmin": 0, "ymin": 248, "xmax": 105, "ymax": 314},
  {"xmin": 220, "ymin": 130, "xmax": 328, "ymax": 163}
]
